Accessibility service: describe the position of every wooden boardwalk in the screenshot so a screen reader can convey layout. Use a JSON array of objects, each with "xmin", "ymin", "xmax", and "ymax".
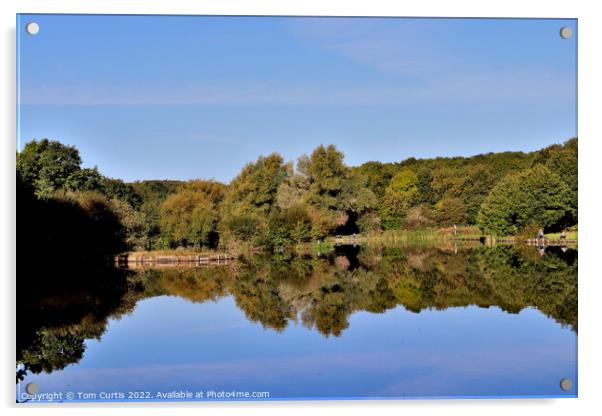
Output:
[{"xmin": 115, "ymin": 253, "xmax": 235, "ymax": 268}]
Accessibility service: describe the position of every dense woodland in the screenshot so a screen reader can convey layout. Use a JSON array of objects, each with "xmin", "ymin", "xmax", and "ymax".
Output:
[{"xmin": 17, "ymin": 137, "xmax": 577, "ymax": 257}]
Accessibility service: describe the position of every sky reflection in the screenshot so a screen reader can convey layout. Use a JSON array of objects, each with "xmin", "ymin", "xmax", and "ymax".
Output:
[{"xmin": 22, "ymin": 295, "xmax": 577, "ymax": 400}]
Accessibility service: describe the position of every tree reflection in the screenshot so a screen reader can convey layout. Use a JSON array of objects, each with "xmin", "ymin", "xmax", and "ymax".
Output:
[
  {"xmin": 17, "ymin": 244, "xmax": 577, "ymax": 380},
  {"xmin": 17, "ymin": 266, "xmax": 141, "ymax": 381}
]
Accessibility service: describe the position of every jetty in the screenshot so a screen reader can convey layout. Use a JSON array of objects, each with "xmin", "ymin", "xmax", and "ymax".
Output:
[{"xmin": 115, "ymin": 252, "xmax": 236, "ymax": 268}]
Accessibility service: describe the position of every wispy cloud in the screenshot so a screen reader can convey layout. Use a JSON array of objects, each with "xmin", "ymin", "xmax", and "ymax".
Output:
[
  {"xmin": 20, "ymin": 67, "xmax": 572, "ymax": 108},
  {"xmin": 288, "ymin": 18, "xmax": 460, "ymax": 77}
]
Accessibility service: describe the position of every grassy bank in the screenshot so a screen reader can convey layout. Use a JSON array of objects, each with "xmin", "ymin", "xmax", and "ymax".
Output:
[
  {"xmin": 295, "ymin": 240, "xmax": 334, "ymax": 255},
  {"xmin": 340, "ymin": 224, "xmax": 577, "ymax": 245},
  {"xmin": 120, "ymin": 224, "xmax": 577, "ymax": 262},
  {"xmin": 357, "ymin": 226, "xmax": 476, "ymax": 242},
  {"xmin": 544, "ymin": 230, "xmax": 578, "ymax": 240},
  {"xmin": 367, "ymin": 229, "xmax": 446, "ymax": 242}
]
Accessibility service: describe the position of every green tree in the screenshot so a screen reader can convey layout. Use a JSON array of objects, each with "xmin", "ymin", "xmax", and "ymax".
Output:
[
  {"xmin": 130, "ymin": 180, "xmax": 182, "ymax": 249},
  {"xmin": 266, "ymin": 204, "xmax": 312, "ymax": 247},
  {"xmin": 381, "ymin": 168, "xmax": 420, "ymax": 229},
  {"xmin": 461, "ymin": 164, "xmax": 498, "ymax": 224},
  {"xmin": 220, "ymin": 153, "xmax": 287, "ymax": 245},
  {"xmin": 354, "ymin": 161, "xmax": 399, "ymax": 199},
  {"xmin": 416, "ymin": 167, "xmax": 434, "ymax": 205},
  {"xmin": 304, "ymin": 144, "xmax": 348, "ymax": 210},
  {"xmin": 301, "ymin": 145, "xmax": 376, "ymax": 236},
  {"xmin": 102, "ymin": 178, "xmax": 142, "ymax": 209},
  {"xmin": 222, "ymin": 153, "xmax": 287, "ymax": 216},
  {"xmin": 477, "ymin": 165, "xmax": 574, "ymax": 235},
  {"xmin": 534, "ymin": 138, "xmax": 578, "ymax": 218},
  {"xmin": 340, "ymin": 170, "xmax": 377, "ymax": 214},
  {"xmin": 64, "ymin": 167, "xmax": 104, "ymax": 193},
  {"xmin": 17, "ymin": 139, "xmax": 82, "ymax": 197}
]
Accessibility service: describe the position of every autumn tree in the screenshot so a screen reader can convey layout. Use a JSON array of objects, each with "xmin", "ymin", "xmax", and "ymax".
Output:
[
  {"xmin": 434, "ymin": 196, "xmax": 468, "ymax": 226},
  {"xmin": 160, "ymin": 190, "xmax": 218, "ymax": 248},
  {"xmin": 110, "ymin": 198, "xmax": 144, "ymax": 250},
  {"xmin": 179, "ymin": 179, "xmax": 227, "ymax": 206},
  {"xmin": 403, "ymin": 205, "xmax": 435, "ymax": 229}
]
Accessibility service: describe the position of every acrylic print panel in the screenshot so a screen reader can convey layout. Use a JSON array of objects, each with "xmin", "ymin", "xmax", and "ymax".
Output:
[{"xmin": 16, "ymin": 14, "xmax": 578, "ymax": 402}]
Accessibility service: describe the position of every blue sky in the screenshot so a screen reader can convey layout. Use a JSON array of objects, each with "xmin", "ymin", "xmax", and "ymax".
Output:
[{"xmin": 17, "ymin": 15, "xmax": 577, "ymax": 183}]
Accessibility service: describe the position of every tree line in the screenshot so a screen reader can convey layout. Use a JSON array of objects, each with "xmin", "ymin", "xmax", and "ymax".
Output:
[{"xmin": 17, "ymin": 137, "xmax": 577, "ymax": 255}]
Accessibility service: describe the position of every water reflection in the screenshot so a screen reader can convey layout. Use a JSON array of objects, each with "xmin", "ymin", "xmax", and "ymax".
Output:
[{"xmin": 17, "ymin": 244, "xmax": 577, "ymax": 395}]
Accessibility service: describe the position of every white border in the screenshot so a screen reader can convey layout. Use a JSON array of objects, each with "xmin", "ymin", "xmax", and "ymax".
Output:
[{"xmin": 2, "ymin": 1, "xmax": 601, "ymax": 415}]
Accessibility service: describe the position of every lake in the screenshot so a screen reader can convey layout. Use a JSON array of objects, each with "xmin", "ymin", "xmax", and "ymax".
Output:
[{"xmin": 16, "ymin": 243, "xmax": 578, "ymax": 402}]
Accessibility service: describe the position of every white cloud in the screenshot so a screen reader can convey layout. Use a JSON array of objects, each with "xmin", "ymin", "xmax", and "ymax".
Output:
[
  {"xmin": 288, "ymin": 18, "xmax": 460, "ymax": 77},
  {"xmin": 19, "ymin": 70, "xmax": 572, "ymax": 107}
]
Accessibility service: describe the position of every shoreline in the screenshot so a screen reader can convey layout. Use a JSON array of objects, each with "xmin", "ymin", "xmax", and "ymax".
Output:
[{"xmin": 115, "ymin": 229, "xmax": 578, "ymax": 266}]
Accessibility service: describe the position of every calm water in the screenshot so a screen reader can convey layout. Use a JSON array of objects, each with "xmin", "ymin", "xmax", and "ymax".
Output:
[{"xmin": 17, "ymin": 244, "xmax": 578, "ymax": 401}]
